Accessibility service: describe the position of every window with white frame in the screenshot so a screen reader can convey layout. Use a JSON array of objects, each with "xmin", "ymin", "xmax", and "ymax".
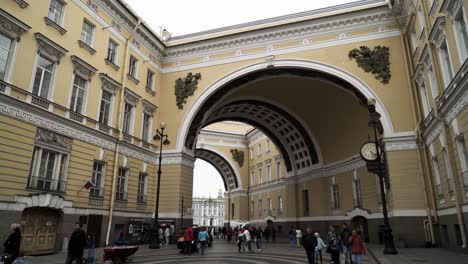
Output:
[
  {"xmin": 268, "ymin": 198, "xmax": 272, "ymax": 215},
  {"xmin": 440, "ymin": 136, "xmax": 454, "ymax": 193},
  {"xmin": 429, "ymin": 144, "xmax": 444, "ymax": 196},
  {"xmin": 418, "ymin": 7, "xmax": 425, "ymax": 37},
  {"xmin": 128, "ymin": 56, "xmax": 138, "ymax": 78},
  {"xmin": 107, "ymin": 39, "xmax": 118, "ymax": 64},
  {"xmin": 137, "ymin": 172, "xmax": 147, "ymax": 203},
  {"xmin": 249, "ymin": 148, "xmax": 253, "ymax": 159},
  {"xmin": 427, "ymin": 63, "xmax": 439, "ymax": 98},
  {"xmin": 453, "ymin": 7, "xmax": 468, "ymax": 62},
  {"xmin": 250, "ymin": 170, "xmax": 255, "ymax": 186},
  {"xmin": 0, "ymin": 33, "xmax": 14, "ymax": 81},
  {"xmin": 116, "ymin": 168, "xmax": 128, "ymax": 200},
  {"xmin": 352, "ymin": 171, "xmax": 362, "ymax": 208},
  {"xmin": 258, "ymin": 144, "xmax": 262, "ymax": 155},
  {"xmin": 142, "ymin": 113, "xmax": 151, "ymax": 142},
  {"xmin": 258, "ymin": 167, "xmax": 262, "ymax": 184},
  {"xmin": 32, "ymin": 55, "xmax": 54, "ymax": 99},
  {"xmin": 266, "ymin": 140, "xmax": 270, "ymax": 152},
  {"xmin": 146, "ymin": 70, "xmax": 155, "ymax": 90},
  {"xmin": 99, "ymin": 90, "xmax": 112, "ymax": 125},
  {"xmin": 48, "ymin": 0, "xmax": 65, "ymax": 26},
  {"xmin": 122, "ymin": 103, "xmax": 133, "ymax": 134},
  {"xmin": 439, "ymin": 39, "xmax": 454, "ymax": 87},
  {"xmin": 28, "ymin": 146, "xmax": 67, "ymax": 192},
  {"xmin": 419, "ymin": 80, "xmax": 431, "ymax": 117},
  {"xmin": 276, "ymin": 160, "xmax": 281, "ymax": 178},
  {"xmin": 90, "ymin": 161, "xmax": 104, "ymax": 197},
  {"xmin": 410, "ymin": 27, "xmax": 418, "ymax": 53},
  {"xmin": 258, "ymin": 199, "xmax": 262, "ymax": 216},
  {"xmin": 80, "ymin": 20, "xmax": 95, "ymax": 47},
  {"xmin": 302, "ymin": 189, "xmax": 310, "ymax": 216},
  {"xmin": 250, "ymin": 200, "xmax": 254, "ymax": 217},
  {"xmin": 278, "ymin": 196, "xmax": 283, "ymax": 215},
  {"xmin": 452, "ymin": 120, "xmax": 468, "ymax": 187},
  {"xmin": 331, "ymin": 178, "xmax": 340, "ymax": 209},
  {"xmin": 70, "ymin": 75, "xmax": 86, "ymax": 113},
  {"xmin": 266, "ymin": 164, "xmax": 271, "ymax": 182}
]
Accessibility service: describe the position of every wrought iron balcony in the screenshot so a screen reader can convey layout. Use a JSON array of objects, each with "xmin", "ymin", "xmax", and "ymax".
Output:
[
  {"xmin": 31, "ymin": 95, "xmax": 50, "ymax": 109},
  {"xmin": 27, "ymin": 176, "xmax": 65, "ymax": 193},
  {"xmin": 137, "ymin": 194, "xmax": 147, "ymax": 204},
  {"xmin": 115, "ymin": 191, "xmax": 127, "ymax": 201},
  {"xmin": 90, "ymin": 187, "xmax": 104, "ymax": 197}
]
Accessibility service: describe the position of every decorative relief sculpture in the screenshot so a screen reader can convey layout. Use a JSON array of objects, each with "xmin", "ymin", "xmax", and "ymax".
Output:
[
  {"xmin": 175, "ymin": 72, "xmax": 202, "ymax": 109},
  {"xmin": 230, "ymin": 149, "xmax": 244, "ymax": 168},
  {"xmin": 348, "ymin": 46, "xmax": 391, "ymax": 84},
  {"xmin": 36, "ymin": 128, "xmax": 72, "ymax": 150}
]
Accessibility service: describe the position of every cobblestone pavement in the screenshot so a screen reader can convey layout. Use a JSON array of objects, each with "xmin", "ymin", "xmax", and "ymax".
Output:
[{"xmin": 24, "ymin": 239, "xmax": 376, "ymax": 264}]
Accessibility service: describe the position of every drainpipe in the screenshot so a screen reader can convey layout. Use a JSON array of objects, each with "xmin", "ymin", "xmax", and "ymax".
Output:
[{"xmin": 105, "ymin": 17, "xmax": 142, "ymax": 246}]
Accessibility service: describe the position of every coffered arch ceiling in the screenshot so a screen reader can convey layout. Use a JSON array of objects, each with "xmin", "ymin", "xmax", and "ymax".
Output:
[
  {"xmin": 194, "ymin": 148, "xmax": 239, "ymax": 191},
  {"xmin": 185, "ymin": 67, "xmax": 374, "ymax": 173}
]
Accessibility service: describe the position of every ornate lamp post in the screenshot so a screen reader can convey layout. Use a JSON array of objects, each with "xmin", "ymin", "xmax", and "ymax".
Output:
[
  {"xmin": 360, "ymin": 98, "xmax": 397, "ymax": 254},
  {"xmin": 149, "ymin": 122, "xmax": 170, "ymax": 249}
]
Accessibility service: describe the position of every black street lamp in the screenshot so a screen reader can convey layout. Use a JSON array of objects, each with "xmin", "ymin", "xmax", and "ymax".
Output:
[
  {"xmin": 366, "ymin": 98, "xmax": 398, "ymax": 254},
  {"xmin": 149, "ymin": 122, "xmax": 170, "ymax": 249}
]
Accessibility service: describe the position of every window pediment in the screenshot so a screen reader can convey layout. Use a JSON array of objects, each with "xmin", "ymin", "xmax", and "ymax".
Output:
[
  {"xmin": 428, "ymin": 17, "xmax": 446, "ymax": 48},
  {"xmin": 35, "ymin": 128, "xmax": 72, "ymax": 152},
  {"xmin": 413, "ymin": 63, "xmax": 425, "ymax": 86},
  {"xmin": 124, "ymin": 88, "xmax": 141, "ymax": 105},
  {"xmin": 71, "ymin": 55, "xmax": 97, "ymax": 80},
  {"xmin": 420, "ymin": 44, "xmax": 431, "ymax": 68},
  {"xmin": 100, "ymin": 73, "xmax": 121, "ymax": 93},
  {"xmin": 34, "ymin": 32, "xmax": 68, "ymax": 63},
  {"xmin": 142, "ymin": 99, "xmax": 157, "ymax": 115},
  {"xmin": 0, "ymin": 9, "xmax": 31, "ymax": 41},
  {"xmin": 441, "ymin": 0, "xmax": 464, "ymax": 21}
]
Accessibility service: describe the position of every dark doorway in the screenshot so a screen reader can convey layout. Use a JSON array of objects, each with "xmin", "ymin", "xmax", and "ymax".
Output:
[
  {"xmin": 351, "ymin": 216, "xmax": 369, "ymax": 243},
  {"xmin": 87, "ymin": 215, "xmax": 103, "ymax": 246}
]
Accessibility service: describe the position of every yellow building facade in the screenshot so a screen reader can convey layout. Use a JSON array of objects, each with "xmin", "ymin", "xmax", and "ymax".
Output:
[{"xmin": 0, "ymin": 0, "xmax": 467, "ymax": 253}]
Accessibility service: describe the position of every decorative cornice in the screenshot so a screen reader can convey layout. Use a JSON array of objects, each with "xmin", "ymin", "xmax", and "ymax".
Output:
[
  {"xmin": 34, "ymin": 32, "xmax": 68, "ymax": 63},
  {"xmin": 160, "ymin": 152, "xmax": 195, "ymax": 168},
  {"xmin": 142, "ymin": 99, "xmax": 157, "ymax": 115},
  {"xmin": 120, "ymin": 141, "xmax": 156, "ymax": 164},
  {"xmin": 440, "ymin": 0, "xmax": 464, "ymax": 21},
  {"xmin": 71, "ymin": 55, "xmax": 98, "ymax": 80},
  {"xmin": 428, "ymin": 16, "xmax": 446, "ymax": 48},
  {"xmin": 99, "ymin": 73, "xmax": 121, "ymax": 93},
  {"xmin": 438, "ymin": 59, "xmax": 468, "ymax": 123},
  {"xmin": 383, "ymin": 133, "xmax": 419, "ymax": 151},
  {"xmin": 124, "ymin": 87, "xmax": 141, "ymax": 105},
  {"xmin": 43, "ymin": 17, "xmax": 67, "ymax": 35},
  {"xmin": 11, "ymin": 0, "xmax": 29, "ymax": 8},
  {"xmin": 0, "ymin": 8, "xmax": 31, "ymax": 41}
]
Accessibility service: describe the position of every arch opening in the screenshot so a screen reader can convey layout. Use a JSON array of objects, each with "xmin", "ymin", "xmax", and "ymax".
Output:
[{"xmin": 194, "ymin": 148, "xmax": 240, "ymax": 191}]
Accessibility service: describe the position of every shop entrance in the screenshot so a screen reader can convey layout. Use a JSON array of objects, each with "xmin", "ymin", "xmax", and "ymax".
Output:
[{"xmin": 21, "ymin": 207, "xmax": 60, "ymax": 255}]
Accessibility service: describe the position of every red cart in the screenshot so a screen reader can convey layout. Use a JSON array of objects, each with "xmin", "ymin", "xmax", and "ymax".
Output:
[{"xmin": 103, "ymin": 246, "xmax": 139, "ymax": 263}]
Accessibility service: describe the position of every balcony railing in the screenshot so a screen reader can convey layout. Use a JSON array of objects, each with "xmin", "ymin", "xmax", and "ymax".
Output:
[
  {"xmin": 31, "ymin": 95, "xmax": 50, "ymax": 109},
  {"xmin": 123, "ymin": 133, "xmax": 132, "ymax": 142},
  {"xmin": 27, "ymin": 176, "xmax": 65, "ymax": 193},
  {"xmin": 90, "ymin": 187, "xmax": 104, "ymax": 197},
  {"xmin": 69, "ymin": 111, "xmax": 84, "ymax": 123},
  {"xmin": 137, "ymin": 194, "xmax": 147, "ymax": 203},
  {"xmin": 115, "ymin": 191, "xmax": 127, "ymax": 201}
]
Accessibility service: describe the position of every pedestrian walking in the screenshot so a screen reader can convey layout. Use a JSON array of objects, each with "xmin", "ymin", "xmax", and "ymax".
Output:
[
  {"xmin": 236, "ymin": 228, "xmax": 244, "ymax": 252},
  {"xmin": 254, "ymin": 226, "xmax": 262, "ymax": 252},
  {"xmin": 164, "ymin": 227, "xmax": 170, "ymax": 245},
  {"xmin": 315, "ymin": 232, "xmax": 326, "ymax": 264},
  {"xmin": 198, "ymin": 227, "xmax": 209, "ymax": 255},
  {"xmin": 340, "ymin": 223, "xmax": 352, "ymax": 264},
  {"xmin": 2, "ymin": 223, "xmax": 21, "ymax": 264},
  {"xmin": 242, "ymin": 226, "xmax": 252, "ymax": 253},
  {"xmin": 65, "ymin": 223, "xmax": 87, "ymax": 264},
  {"xmin": 326, "ymin": 226, "xmax": 340, "ymax": 264},
  {"xmin": 348, "ymin": 229, "xmax": 366, "ymax": 264},
  {"xmin": 296, "ymin": 228, "xmax": 303, "ymax": 247},
  {"xmin": 264, "ymin": 227, "xmax": 270, "ymax": 242},
  {"xmin": 158, "ymin": 228, "xmax": 164, "ymax": 245},
  {"xmin": 289, "ymin": 226, "xmax": 296, "ymax": 247},
  {"xmin": 302, "ymin": 227, "xmax": 317, "ymax": 264},
  {"xmin": 183, "ymin": 226, "xmax": 194, "ymax": 254},
  {"xmin": 227, "ymin": 227, "xmax": 233, "ymax": 242},
  {"xmin": 222, "ymin": 227, "xmax": 227, "ymax": 239}
]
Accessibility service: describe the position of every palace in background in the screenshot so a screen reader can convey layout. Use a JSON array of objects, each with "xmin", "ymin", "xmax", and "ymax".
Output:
[
  {"xmin": 192, "ymin": 189, "xmax": 225, "ymax": 227},
  {"xmin": 0, "ymin": 0, "xmax": 468, "ymax": 254}
]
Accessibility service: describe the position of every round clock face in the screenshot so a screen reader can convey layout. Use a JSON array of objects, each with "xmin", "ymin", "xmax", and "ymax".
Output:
[{"xmin": 360, "ymin": 142, "xmax": 379, "ymax": 161}]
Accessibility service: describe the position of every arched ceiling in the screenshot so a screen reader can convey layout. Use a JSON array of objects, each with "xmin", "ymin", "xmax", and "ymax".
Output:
[{"xmin": 195, "ymin": 148, "xmax": 238, "ymax": 191}]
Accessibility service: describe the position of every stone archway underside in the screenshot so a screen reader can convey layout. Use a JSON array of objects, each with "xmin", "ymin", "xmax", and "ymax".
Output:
[
  {"xmin": 195, "ymin": 148, "xmax": 238, "ymax": 191},
  {"xmin": 185, "ymin": 67, "xmax": 370, "ymax": 173}
]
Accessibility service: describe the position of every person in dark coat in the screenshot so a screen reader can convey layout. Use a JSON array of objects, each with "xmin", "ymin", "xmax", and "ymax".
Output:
[
  {"xmin": 3, "ymin": 224, "xmax": 21, "ymax": 264},
  {"xmin": 302, "ymin": 227, "xmax": 318, "ymax": 264},
  {"xmin": 65, "ymin": 223, "xmax": 87, "ymax": 264}
]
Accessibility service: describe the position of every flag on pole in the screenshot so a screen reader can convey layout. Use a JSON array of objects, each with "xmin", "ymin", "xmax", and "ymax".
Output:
[{"xmin": 83, "ymin": 181, "xmax": 95, "ymax": 190}]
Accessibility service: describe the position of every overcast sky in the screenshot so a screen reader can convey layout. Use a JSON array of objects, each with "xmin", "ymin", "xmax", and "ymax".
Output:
[
  {"xmin": 124, "ymin": 0, "xmax": 357, "ymax": 36},
  {"xmin": 123, "ymin": 0, "xmax": 356, "ymax": 197}
]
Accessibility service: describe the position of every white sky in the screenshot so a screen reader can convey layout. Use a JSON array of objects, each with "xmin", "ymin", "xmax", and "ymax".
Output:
[
  {"xmin": 124, "ymin": 0, "xmax": 357, "ymax": 36},
  {"xmin": 193, "ymin": 159, "xmax": 225, "ymax": 198}
]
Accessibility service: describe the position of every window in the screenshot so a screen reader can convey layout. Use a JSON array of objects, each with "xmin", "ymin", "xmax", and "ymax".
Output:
[
  {"xmin": 419, "ymin": 80, "xmax": 431, "ymax": 117},
  {"xmin": 278, "ymin": 196, "xmax": 283, "ymax": 215},
  {"xmin": 267, "ymin": 198, "xmax": 272, "ymax": 215},
  {"xmin": 440, "ymin": 136, "xmax": 454, "ymax": 193},
  {"xmin": 0, "ymin": 33, "xmax": 13, "ymax": 81},
  {"xmin": 80, "ymin": 20, "xmax": 95, "ymax": 47},
  {"xmin": 276, "ymin": 160, "xmax": 281, "ymax": 178},
  {"xmin": 410, "ymin": 28, "xmax": 418, "ymax": 53},
  {"xmin": 137, "ymin": 173, "xmax": 147, "ymax": 203},
  {"xmin": 146, "ymin": 70, "xmax": 154, "ymax": 90},
  {"xmin": 231, "ymin": 203, "xmax": 234, "ymax": 218},
  {"xmin": 430, "ymin": 144, "xmax": 443, "ymax": 196},
  {"xmin": 266, "ymin": 164, "xmax": 271, "ymax": 182},
  {"xmin": 331, "ymin": 184, "xmax": 340, "ymax": 209},
  {"xmin": 32, "ymin": 55, "xmax": 54, "ymax": 99},
  {"xmin": 48, "ymin": 0, "xmax": 65, "ymax": 25},
  {"xmin": 427, "ymin": 64, "xmax": 438, "ymax": 98},
  {"xmin": 90, "ymin": 161, "xmax": 104, "ymax": 197},
  {"xmin": 28, "ymin": 147, "xmax": 67, "ymax": 192},
  {"xmin": 129, "ymin": 56, "xmax": 138, "ymax": 78},
  {"xmin": 302, "ymin": 190, "xmax": 309, "ymax": 216},
  {"xmin": 266, "ymin": 140, "xmax": 270, "ymax": 152},
  {"xmin": 250, "ymin": 200, "xmax": 254, "ymax": 217},
  {"xmin": 116, "ymin": 168, "xmax": 128, "ymax": 200},
  {"xmin": 453, "ymin": 8, "xmax": 468, "ymax": 62},
  {"xmin": 418, "ymin": 7, "xmax": 425, "ymax": 37},
  {"xmin": 258, "ymin": 144, "xmax": 262, "ymax": 155},
  {"xmin": 142, "ymin": 113, "xmax": 151, "ymax": 142},
  {"xmin": 258, "ymin": 199, "xmax": 262, "ymax": 217},
  {"xmin": 452, "ymin": 120, "xmax": 468, "ymax": 187},
  {"xmin": 439, "ymin": 39, "xmax": 454, "ymax": 88},
  {"xmin": 107, "ymin": 39, "xmax": 118, "ymax": 64},
  {"xmin": 99, "ymin": 90, "xmax": 112, "ymax": 125},
  {"xmin": 258, "ymin": 168, "xmax": 262, "ymax": 184},
  {"xmin": 70, "ymin": 75, "xmax": 86, "ymax": 113},
  {"xmin": 250, "ymin": 170, "xmax": 255, "ymax": 186},
  {"xmin": 353, "ymin": 172, "xmax": 362, "ymax": 208},
  {"xmin": 122, "ymin": 103, "xmax": 133, "ymax": 134},
  {"xmin": 249, "ymin": 148, "xmax": 253, "ymax": 159}
]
